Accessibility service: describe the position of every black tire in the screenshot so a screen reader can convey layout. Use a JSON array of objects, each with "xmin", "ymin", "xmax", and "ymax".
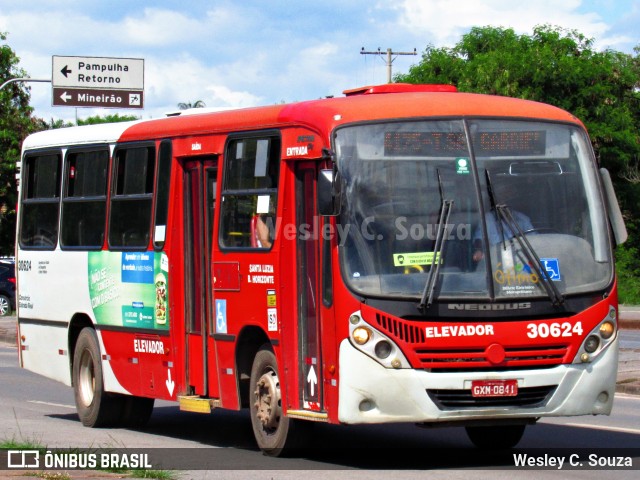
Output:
[
  {"xmin": 72, "ymin": 328, "xmax": 123, "ymax": 427},
  {"xmin": 465, "ymin": 424, "xmax": 526, "ymax": 449},
  {"xmin": 121, "ymin": 396, "xmax": 155, "ymax": 428},
  {"xmin": 0, "ymin": 294, "xmax": 11, "ymax": 316},
  {"xmin": 249, "ymin": 345, "xmax": 301, "ymax": 456}
]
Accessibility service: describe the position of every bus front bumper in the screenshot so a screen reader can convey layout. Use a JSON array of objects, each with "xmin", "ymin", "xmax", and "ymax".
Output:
[{"xmin": 337, "ymin": 337, "xmax": 618, "ymax": 425}]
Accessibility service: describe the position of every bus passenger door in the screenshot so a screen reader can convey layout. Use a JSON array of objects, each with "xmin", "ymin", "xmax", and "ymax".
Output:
[
  {"xmin": 183, "ymin": 157, "xmax": 219, "ymax": 398},
  {"xmin": 296, "ymin": 162, "xmax": 325, "ymax": 411}
]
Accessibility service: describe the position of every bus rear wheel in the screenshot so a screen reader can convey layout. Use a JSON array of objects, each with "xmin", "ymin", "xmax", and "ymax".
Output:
[
  {"xmin": 72, "ymin": 328, "xmax": 123, "ymax": 427},
  {"xmin": 121, "ymin": 396, "xmax": 155, "ymax": 428},
  {"xmin": 249, "ymin": 345, "xmax": 294, "ymax": 456},
  {"xmin": 465, "ymin": 424, "xmax": 526, "ymax": 449}
]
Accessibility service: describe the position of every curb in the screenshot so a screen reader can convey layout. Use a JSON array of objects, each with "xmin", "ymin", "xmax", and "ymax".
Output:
[
  {"xmin": 618, "ymin": 319, "xmax": 640, "ymax": 330},
  {"xmin": 616, "ymin": 381, "xmax": 640, "ymax": 395},
  {"xmin": 0, "ymin": 325, "xmax": 16, "ymax": 346}
]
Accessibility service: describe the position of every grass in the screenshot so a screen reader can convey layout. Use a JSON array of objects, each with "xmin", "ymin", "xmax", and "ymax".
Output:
[
  {"xmin": 129, "ymin": 470, "xmax": 174, "ymax": 480},
  {"xmin": 1, "ymin": 438, "xmax": 43, "ymax": 450},
  {"xmin": 33, "ymin": 473, "xmax": 71, "ymax": 480}
]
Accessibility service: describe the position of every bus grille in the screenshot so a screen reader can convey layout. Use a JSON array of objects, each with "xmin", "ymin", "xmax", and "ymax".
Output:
[
  {"xmin": 375, "ymin": 313, "xmax": 426, "ymax": 343},
  {"xmin": 374, "ymin": 313, "xmax": 569, "ymax": 370},
  {"xmin": 415, "ymin": 345, "xmax": 568, "ymax": 369},
  {"xmin": 427, "ymin": 385, "xmax": 556, "ymax": 409}
]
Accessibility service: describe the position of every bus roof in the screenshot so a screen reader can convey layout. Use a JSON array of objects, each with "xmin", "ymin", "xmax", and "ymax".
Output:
[
  {"xmin": 22, "ymin": 86, "xmax": 583, "ymax": 151},
  {"xmin": 122, "ymin": 88, "xmax": 584, "ymax": 143},
  {"xmin": 21, "ymin": 120, "xmax": 141, "ymax": 151}
]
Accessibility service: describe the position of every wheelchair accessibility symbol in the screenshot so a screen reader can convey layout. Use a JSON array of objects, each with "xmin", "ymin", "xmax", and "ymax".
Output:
[
  {"xmin": 540, "ymin": 258, "xmax": 561, "ymax": 281},
  {"xmin": 215, "ymin": 299, "xmax": 227, "ymax": 333}
]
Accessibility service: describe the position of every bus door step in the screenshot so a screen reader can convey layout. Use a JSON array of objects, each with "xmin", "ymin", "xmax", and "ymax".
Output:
[
  {"xmin": 286, "ymin": 410, "xmax": 329, "ymax": 422},
  {"xmin": 178, "ymin": 395, "xmax": 222, "ymax": 414}
]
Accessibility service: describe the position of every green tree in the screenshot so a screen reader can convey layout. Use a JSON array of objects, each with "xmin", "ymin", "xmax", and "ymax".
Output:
[
  {"xmin": 76, "ymin": 113, "xmax": 140, "ymax": 125},
  {"xmin": 0, "ymin": 32, "xmax": 47, "ymax": 256},
  {"xmin": 177, "ymin": 100, "xmax": 206, "ymax": 109},
  {"xmin": 397, "ymin": 25, "xmax": 640, "ymax": 175},
  {"xmin": 397, "ymin": 25, "xmax": 640, "ymax": 302}
]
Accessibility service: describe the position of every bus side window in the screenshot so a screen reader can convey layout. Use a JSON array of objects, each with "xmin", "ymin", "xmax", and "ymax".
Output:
[
  {"xmin": 19, "ymin": 152, "xmax": 62, "ymax": 249},
  {"xmin": 60, "ymin": 149, "xmax": 109, "ymax": 249},
  {"xmin": 108, "ymin": 144, "xmax": 155, "ymax": 249},
  {"xmin": 153, "ymin": 140, "xmax": 172, "ymax": 250},
  {"xmin": 220, "ymin": 135, "xmax": 280, "ymax": 249}
]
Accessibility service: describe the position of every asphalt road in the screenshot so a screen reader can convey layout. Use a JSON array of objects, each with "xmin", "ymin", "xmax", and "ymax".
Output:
[{"xmin": 1, "ymin": 344, "xmax": 639, "ymax": 479}]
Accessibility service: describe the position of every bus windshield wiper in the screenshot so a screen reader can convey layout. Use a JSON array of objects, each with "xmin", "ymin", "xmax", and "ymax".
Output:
[
  {"xmin": 484, "ymin": 170, "xmax": 507, "ymax": 249},
  {"xmin": 419, "ymin": 170, "xmax": 453, "ymax": 311},
  {"xmin": 485, "ymin": 171, "xmax": 564, "ymax": 307}
]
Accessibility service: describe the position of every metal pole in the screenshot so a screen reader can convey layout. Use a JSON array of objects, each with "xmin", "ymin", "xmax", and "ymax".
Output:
[
  {"xmin": 0, "ymin": 77, "xmax": 51, "ymax": 91},
  {"xmin": 360, "ymin": 48, "xmax": 417, "ymax": 83}
]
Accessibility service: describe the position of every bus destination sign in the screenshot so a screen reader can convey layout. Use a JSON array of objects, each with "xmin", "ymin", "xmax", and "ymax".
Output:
[{"xmin": 51, "ymin": 55, "xmax": 144, "ymax": 109}]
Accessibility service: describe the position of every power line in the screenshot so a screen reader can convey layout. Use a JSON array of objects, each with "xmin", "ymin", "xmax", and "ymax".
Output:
[{"xmin": 360, "ymin": 47, "xmax": 417, "ymax": 83}]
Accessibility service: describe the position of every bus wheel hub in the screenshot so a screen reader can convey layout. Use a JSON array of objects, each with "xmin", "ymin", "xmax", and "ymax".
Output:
[{"xmin": 254, "ymin": 371, "xmax": 281, "ymax": 430}]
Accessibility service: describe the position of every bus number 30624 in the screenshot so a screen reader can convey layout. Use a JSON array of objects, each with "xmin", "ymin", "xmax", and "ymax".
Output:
[{"xmin": 526, "ymin": 322, "xmax": 583, "ymax": 339}]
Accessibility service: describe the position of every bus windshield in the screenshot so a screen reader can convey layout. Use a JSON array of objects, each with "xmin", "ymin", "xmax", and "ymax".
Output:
[{"xmin": 335, "ymin": 119, "xmax": 613, "ymax": 302}]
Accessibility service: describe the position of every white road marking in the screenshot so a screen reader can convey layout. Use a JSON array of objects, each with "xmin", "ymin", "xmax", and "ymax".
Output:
[
  {"xmin": 561, "ymin": 422, "xmax": 640, "ymax": 435},
  {"xmin": 28, "ymin": 400, "xmax": 75, "ymax": 409}
]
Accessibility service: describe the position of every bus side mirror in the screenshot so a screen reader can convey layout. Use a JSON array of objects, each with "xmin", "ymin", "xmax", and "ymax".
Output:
[
  {"xmin": 600, "ymin": 168, "xmax": 628, "ymax": 245},
  {"xmin": 318, "ymin": 168, "xmax": 341, "ymax": 216}
]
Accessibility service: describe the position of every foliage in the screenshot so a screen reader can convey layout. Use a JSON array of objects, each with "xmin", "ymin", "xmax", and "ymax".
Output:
[
  {"xmin": 1, "ymin": 32, "xmax": 141, "ymax": 255},
  {"xmin": 0, "ymin": 32, "xmax": 47, "ymax": 256},
  {"xmin": 177, "ymin": 100, "xmax": 206, "ymax": 109},
  {"xmin": 397, "ymin": 25, "xmax": 640, "ymax": 173},
  {"xmin": 129, "ymin": 469, "xmax": 175, "ymax": 479},
  {"xmin": 77, "ymin": 113, "xmax": 140, "ymax": 125},
  {"xmin": 42, "ymin": 113, "xmax": 140, "ymax": 130},
  {"xmin": 0, "ymin": 438, "xmax": 44, "ymax": 449},
  {"xmin": 397, "ymin": 25, "xmax": 640, "ymax": 302}
]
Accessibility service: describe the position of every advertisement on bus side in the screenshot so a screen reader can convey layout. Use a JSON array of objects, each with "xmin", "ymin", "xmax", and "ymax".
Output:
[{"xmin": 88, "ymin": 251, "xmax": 169, "ymax": 330}]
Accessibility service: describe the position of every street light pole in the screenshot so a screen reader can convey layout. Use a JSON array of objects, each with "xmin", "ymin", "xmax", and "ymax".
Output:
[{"xmin": 0, "ymin": 77, "xmax": 51, "ymax": 91}]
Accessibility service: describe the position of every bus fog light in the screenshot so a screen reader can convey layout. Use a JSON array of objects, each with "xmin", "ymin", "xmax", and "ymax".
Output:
[
  {"xmin": 352, "ymin": 326, "xmax": 371, "ymax": 345},
  {"xmin": 599, "ymin": 321, "xmax": 615, "ymax": 339},
  {"xmin": 391, "ymin": 358, "xmax": 402, "ymax": 369},
  {"xmin": 584, "ymin": 335, "xmax": 600, "ymax": 353},
  {"xmin": 359, "ymin": 399, "xmax": 375, "ymax": 412},
  {"xmin": 580, "ymin": 353, "xmax": 590, "ymax": 363},
  {"xmin": 374, "ymin": 340, "xmax": 392, "ymax": 359}
]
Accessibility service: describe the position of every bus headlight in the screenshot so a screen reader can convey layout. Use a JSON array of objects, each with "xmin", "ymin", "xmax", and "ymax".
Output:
[
  {"xmin": 374, "ymin": 340, "xmax": 392, "ymax": 359},
  {"xmin": 584, "ymin": 335, "xmax": 600, "ymax": 353},
  {"xmin": 352, "ymin": 326, "xmax": 372, "ymax": 345},
  {"xmin": 599, "ymin": 321, "xmax": 615, "ymax": 339},
  {"xmin": 347, "ymin": 310, "xmax": 410, "ymax": 368},
  {"xmin": 574, "ymin": 306, "xmax": 617, "ymax": 363}
]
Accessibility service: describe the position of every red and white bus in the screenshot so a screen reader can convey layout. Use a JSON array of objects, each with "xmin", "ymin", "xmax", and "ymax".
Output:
[{"xmin": 16, "ymin": 84, "xmax": 627, "ymax": 454}]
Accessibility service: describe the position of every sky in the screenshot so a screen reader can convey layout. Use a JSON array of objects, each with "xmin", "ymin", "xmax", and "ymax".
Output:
[{"xmin": 1, "ymin": 0, "xmax": 638, "ymax": 123}]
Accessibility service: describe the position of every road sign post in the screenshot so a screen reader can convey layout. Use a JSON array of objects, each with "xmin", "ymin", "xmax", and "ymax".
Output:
[{"xmin": 52, "ymin": 56, "xmax": 144, "ymax": 109}]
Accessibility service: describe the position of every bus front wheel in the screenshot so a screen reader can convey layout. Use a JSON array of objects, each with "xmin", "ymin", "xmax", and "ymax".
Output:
[
  {"xmin": 249, "ymin": 345, "xmax": 296, "ymax": 456},
  {"xmin": 465, "ymin": 424, "xmax": 526, "ymax": 449},
  {"xmin": 72, "ymin": 328, "xmax": 123, "ymax": 427}
]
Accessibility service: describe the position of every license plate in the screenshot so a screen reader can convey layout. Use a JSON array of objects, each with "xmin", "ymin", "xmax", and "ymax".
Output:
[{"xmin": 471, "ymin": 379, "xmax": 518, "ymax": 397}]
